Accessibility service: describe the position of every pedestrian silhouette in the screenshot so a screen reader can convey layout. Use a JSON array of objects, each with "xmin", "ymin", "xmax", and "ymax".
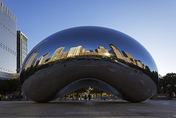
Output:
[
  {"xmin": 84, "ymin": 95, "xmax": 87, "ymax": 101},
  {"xmin": 88, "ymin": 94, "xmax": 91, "ymax": 101}
]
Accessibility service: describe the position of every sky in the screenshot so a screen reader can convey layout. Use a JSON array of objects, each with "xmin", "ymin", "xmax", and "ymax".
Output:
[{"xmin": 1, "ymin": 0, "xmax": 176, "ymax": 76}]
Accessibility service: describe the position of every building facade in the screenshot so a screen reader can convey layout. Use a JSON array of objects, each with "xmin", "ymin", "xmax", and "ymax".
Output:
[
  {"xmin": 17, "ymin": 31, "xmax": 28, "ymax": 70},
  {"xmin": 67, "ymin": 46, "xmax": 82, "ymax": 57},
  {"xmin": 0, "ymin": 1, "xmax": 17, "ymax": 73}
]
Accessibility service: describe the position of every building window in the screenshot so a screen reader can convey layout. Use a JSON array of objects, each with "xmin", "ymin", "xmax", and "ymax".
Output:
[
  {"xmin": 0, "ymin": 43, "xmax": 2, "ymax": 48},
  {"xmin": 23, "ymin": 40, "xmax": 27, "ymax": 47},
  {"xmin": 3, "ymin": 44, "xmax": 5, "ymax": 49}
]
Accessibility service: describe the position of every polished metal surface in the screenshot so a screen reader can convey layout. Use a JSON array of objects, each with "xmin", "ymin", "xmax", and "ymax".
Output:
[{"xmin": 20, "ymin": 26, "xmax": 158, "ymax": 103}]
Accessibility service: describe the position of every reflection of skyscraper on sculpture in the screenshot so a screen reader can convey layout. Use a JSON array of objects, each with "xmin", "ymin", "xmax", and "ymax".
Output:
[
  {"xmin": 122, "ymin": 51, "xmax": 144, "ymax": 69},
  {"xmin": 109, "ymin": 44, "xmax": 123, "ymax": 59},
  {"xmin": 80, "ymin": 49, "xmax": 98, "ymax": 55},
  {"xmin": 67, "ymin": 46, "xmax": 82, "ymax": 57},
  {"xmin": 40, "ymin": 45, "xmax": 145, "ymax": 69},
  {"xmin": 33, "ymin": 58, "xmax": 39, "ymax": 66},
  {"xmin": 122, "ymin": 51, "xmax": 136, "ymax": 65},
  {"xmin": 109, "ymin": 44, "xmax": 145, "ymax": 69},
  {"xmin": 95, "ymin": 46, "xmax": 110, "ymax": 57},
  {"xmin": 38, "ymin": 53, "xmax": 49, "ymax": 65},
  {"xmin": 22, "ymin": 40, "xmax": 47, "ymax": 70},
  {"xmin": 61, "ymin": 52, "xmax": 68, "ymax": 58},
  {"xmin": 25, "ymin": 51, "xmax": 39, "ymax": 70},
  {"xmin": 79, "ymin": 46, "xmax": 110, "ymax": 56},
  {"xmin": 135, "ymin": 60, "xmax": 143, "ymax": 68},
  {"xmin": 82, "ymin": 48, "xmax": 86, "ymax": 53},
  {"xmin": 122, "ymin": 51, "xmax": 134, "ymax": 60},
  {"xmin": 51, "ymin": 47, "xmax": 65, "ymax": 60}
]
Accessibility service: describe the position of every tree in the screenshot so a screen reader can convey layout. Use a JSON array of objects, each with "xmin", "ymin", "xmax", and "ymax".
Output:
[
  {"xmin": 157, "ymin": 73, "xmax": 176, "ymax": 98},
  {"xmin": 0, "ymin": 79, "xmax": 9, "ymax": 95},
  {"xmin": 74, "ymin": 87, "xmax": 89, "ymax": 94},
  {"xmin": 0, "ymin": 79, "xmax": 21, "ymax": 97},
  {"xmin": 90, "ymin": 87, "xmax": 104, "ymax": 99}
]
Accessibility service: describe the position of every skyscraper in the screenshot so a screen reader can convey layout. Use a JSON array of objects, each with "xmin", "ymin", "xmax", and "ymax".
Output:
[
  {"xmin": 67, "ymin": 46, "xmax": 82, "ymax": 57},
  {"xmin": 109, "ymin": 44, "xmax": 123, "ymax": 59},
  {"xmin": 38, "ymin": 53, "xmax": 49, "ymax": 65},
  {"xmin": 17, "ymin": 31, "xmax": 28, "ymax": 71},
  {"xmin": 95, "ymin": 46, "xmax": 109, "ymax": 56},
  {"xmin": 0, "ymin": 1, "xmax": 17, "ymax": 73},
  {"xmin": 51, "ymin": 47, "xmax": 65, "ymax": 60}
]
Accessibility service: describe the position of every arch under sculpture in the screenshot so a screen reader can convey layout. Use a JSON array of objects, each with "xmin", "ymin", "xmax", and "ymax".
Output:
[{"xmin": 20, "ymin": 26, "xmax": 158, "ymax": 103}]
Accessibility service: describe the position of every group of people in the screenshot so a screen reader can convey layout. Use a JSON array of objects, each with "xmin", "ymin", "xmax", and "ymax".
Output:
[
  {"xmin": 84, "ymin": 94, "xmax": 91, "ymax": 101},
  {"xmin": 65, "ymin": 94, "xmax": 92, "ymax": 101}
]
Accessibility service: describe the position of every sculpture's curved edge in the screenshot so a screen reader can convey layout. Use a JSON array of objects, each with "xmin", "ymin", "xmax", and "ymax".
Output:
[
  {"xmin": 20, "ymin": 26, "xmax": 158, "ymax": 103},
  {"xmin": 22, "ymin": 58, "xmax": 157, "ymax": 103}
]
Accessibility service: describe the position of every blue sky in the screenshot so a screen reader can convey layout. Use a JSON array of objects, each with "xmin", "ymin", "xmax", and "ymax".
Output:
[{"xmin": 1, "ymin": 0, "xmax": 176, "ymax": 76}]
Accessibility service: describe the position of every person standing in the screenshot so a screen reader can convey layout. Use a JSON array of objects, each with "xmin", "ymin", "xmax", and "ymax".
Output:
[
  {"xmin": 88, "ymin": 94, "xmax": 91, "ymax": 101},
  {"xmin": 84, "ymin": 95, "xmax": 87, "ymax": 101}
]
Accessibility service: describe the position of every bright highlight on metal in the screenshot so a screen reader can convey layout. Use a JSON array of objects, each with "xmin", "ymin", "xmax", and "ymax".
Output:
[{"xmin": 20, "ymin": 26, "xmax": 158, "ymax": 103}]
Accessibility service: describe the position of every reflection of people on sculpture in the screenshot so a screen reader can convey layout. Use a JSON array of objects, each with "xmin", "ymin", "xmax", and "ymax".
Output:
[
  {"xmin": 103, "ymin": 95, "xmax": 106, "ymax": 101},
  {"xmin": 64, "ymin": 95, "xmax": 67, "ymax": 100},
  {"xmin": 76, "ymin": 93, "xmax": 79, "ymax": 100},
  {"xmin": 84, "ymin": 95, "xmax": 87, "ymax": 101},
  {"xmin": 88, "ymin": 94, "xmax": 91, "ymax": 101}
]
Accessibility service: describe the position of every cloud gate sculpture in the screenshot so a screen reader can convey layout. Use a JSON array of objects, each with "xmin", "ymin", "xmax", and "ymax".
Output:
[{"xmin": 20, "ymin": 26, "xmax": 158, "ymax": 103}]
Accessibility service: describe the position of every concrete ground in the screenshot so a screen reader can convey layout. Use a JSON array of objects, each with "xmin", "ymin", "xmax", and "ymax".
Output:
[{"xmin": 0, "ymin": 100, "xmax": 176, "ymax": 118}]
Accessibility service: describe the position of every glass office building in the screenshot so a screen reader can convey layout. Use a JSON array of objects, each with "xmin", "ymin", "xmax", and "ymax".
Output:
[
  {"xmin": 17, "ymin": 31, "xmax": 28, "ymax": 71},
  {"xmin": 0, "ymin": 1, "xmax": 17, "ymax": 73}
]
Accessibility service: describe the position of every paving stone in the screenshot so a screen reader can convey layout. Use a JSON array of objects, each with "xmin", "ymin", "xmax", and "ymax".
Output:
[{"xmin": 0, "ymin": 100, "xmax": 176, "ymax": 117}]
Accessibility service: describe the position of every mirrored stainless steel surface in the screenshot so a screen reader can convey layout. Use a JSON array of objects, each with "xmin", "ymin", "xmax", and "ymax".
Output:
[{"xmin": 20, "ymin": 26, "xmax": 158, "ymax": 103}]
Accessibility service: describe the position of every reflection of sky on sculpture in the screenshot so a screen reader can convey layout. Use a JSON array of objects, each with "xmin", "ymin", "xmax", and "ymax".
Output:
[{"xmin": 25, "ymin": 26, "xmax": 158, "ymax": 72}]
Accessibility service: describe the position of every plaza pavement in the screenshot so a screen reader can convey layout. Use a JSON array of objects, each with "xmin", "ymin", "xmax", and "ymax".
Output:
[{"xmin": 0, "ymin": 100, "xmax": 176, "ymax": 118}]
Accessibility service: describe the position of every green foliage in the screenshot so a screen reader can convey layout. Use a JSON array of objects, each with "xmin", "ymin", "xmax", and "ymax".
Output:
[
  {"xmin": 74, "ymin": 87, "xmax": 89, "ymax": 94},
  {"xmin": 157, "ymin": 73, "xmax": 176, "ymax": 98},
  {"xmin": 90, "ymin": 87, "xmax": 103, "ymax": 94},
  {"xmin": 0, "ymin": 79, "xmax": 21, "ymax": 96}
]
